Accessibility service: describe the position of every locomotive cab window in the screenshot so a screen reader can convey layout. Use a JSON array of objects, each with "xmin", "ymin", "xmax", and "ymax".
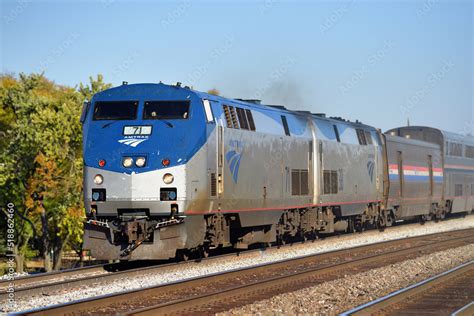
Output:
[
  {"xmin": 93, "ymin": 101, "xmax": 138, "ymax": 120},
  {"xmin": 143, "ymin": 101, "xmax": 190, "ymax": 119}
]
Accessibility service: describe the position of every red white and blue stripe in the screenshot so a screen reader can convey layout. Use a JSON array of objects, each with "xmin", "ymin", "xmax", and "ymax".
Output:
[{"xmin": 389, "ymin": 164, "xmax": 443, "ymax": 183}]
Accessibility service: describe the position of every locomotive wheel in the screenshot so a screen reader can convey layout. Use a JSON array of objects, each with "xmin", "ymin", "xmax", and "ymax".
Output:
[
  {"xmin": 386, "ymin": 212, "xmax": 394, "ymax": 227},
  {"xmin": 377, "ymin": 216, "xmax": 385, "ymax": 232},
  {"xmin": 176, "ymin": 249, "xmax": 190, "ymax": 262},
  {"xmin": 419, "ymin": 215, "xmax": 427, "ymax": 225},
  {"xmin": 354, "ymin": 217, "xmax": 364, "ymax": 233},
  {"xmin": 199, "ymin": 244, "xmax": 210, "ymax": 259}
]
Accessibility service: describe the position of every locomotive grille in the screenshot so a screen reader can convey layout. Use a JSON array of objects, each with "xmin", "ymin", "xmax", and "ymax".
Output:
[
  {"xmin": 230, "ymin": 106, "xmax": 239, "ymax": 128},
  {"xmin": 323, "ymin": 170, "xmax": 339, "ymax": 194},
  {"xmin": 210, "ymin": 173, "xmax": 217, "ymax": 196},
  {"xmin": 291, "ymin": 169, "xmax": 309, "ymax": 195},
  {"xmin": 223, "ymin": 105, "xmax": 233, "ymax": 128},
  {"xmin": 300, "ymin": 169, "xmax": 309, "ymax": 195}
]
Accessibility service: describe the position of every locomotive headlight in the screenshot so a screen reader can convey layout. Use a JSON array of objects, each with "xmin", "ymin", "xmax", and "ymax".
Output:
[
  {"xmin": 94, "ymin": 174, "xmax": 103, "ymax": 185},
  {"xmin": 122, "ymin": 157, "xmax": 133, "ymax": 168},
  {"xmin": 163, "ymin": 173, "xmax": 174, "ymax": 184},
  {"xmin": 135, "ymin": 157, "xmax": 146, "ymax": 168}
]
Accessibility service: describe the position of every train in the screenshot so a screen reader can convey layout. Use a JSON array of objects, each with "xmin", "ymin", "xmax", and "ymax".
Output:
[{"xmin": 80, "ymin": 82, "xmax": 474, "ymax": 260}]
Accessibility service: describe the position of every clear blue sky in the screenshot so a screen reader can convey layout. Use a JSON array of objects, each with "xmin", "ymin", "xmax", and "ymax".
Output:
[{"xmin": 1, "ymin": 0, "xmax": 472, "ymax": 132}]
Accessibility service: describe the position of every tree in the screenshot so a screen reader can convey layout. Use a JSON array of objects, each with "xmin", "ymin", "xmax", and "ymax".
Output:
[
  {"xmin": 0, "ymin": 73, "xmax": 112, "ymax": 272},
  {"xmin": 78, "ymin": 74, "xmax": 112, "ymax": 100},
  {"xmin": 207, "ymin": 88, "xmax": 220, "ymax": 96}
]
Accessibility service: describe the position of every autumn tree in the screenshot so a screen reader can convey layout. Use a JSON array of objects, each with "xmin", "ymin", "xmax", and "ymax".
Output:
[
  {"xmin": 207, "ymin": 88, "xmax": 220, "ymax": 96},
  {"xmin": 0, "ymin": 73, "xmax": 111, "ymax": 272}
]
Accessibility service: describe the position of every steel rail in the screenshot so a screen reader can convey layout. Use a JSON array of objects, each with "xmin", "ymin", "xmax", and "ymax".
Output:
[
  {"xmin": 20, "ymin": 229, "xmax": 474, "ymax": 315},
  {"xmin": 342, "ymin": 261, "xmax": 474, "ymax": 315}
]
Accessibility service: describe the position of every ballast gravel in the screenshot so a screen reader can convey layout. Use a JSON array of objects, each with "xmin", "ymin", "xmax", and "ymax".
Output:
[
  {"xmin": 4, "ymin": 215, "xmax": 474, "ymax": 313},
  {"xmin": 221, "ymin": 243, "xmax": 474, "ymax": 315}
]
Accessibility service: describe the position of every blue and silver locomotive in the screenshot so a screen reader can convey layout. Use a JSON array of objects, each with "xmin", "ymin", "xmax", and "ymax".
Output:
[{"xmin": 81, "ymin": 82, "xmax": 474, "ymax": 260}]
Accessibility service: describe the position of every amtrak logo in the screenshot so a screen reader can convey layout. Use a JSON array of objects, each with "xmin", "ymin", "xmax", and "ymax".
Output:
[
  {"xmin": 226, "ymin": 140, "xmax": 244, "ymax": 183},
  {"xmin": 367, "ymin": 161, "xmax": 375, "ymax": 182},
  {"xmin": 118, "ymin": 138, "xmax": 148, "ymax": 147}
]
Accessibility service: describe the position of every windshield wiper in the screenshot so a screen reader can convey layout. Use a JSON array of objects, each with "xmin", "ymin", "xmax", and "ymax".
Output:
[
  {"xmin": 102, "ymin": 121, "xmax": 119, "ymax": 129},
  {"xmin": 102, "ymin": 120, "xmax": 173, "ymax": 129},
  {"xmin": 159, "ymin": 120, "xmax": 174, "ymax": 128}
]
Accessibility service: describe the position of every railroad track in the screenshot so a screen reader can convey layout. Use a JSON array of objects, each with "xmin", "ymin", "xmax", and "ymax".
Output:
[
  {"xmin": 0, "ymin": 262, "xmax": 114, "ymax": 292},
  {"xmin": 0, "ymin": 221, "xmax": 457, "ymax": 302},
  {"xmin": 344, "ymin": 261, "xmax": 474, "ymax": 315},
  {"xmin": 0, "ymin": 253, "xmax": 219, "ymax": 302},
  {"xmin": 21, "ymin": 228, "xmax": 474, "ymax": 315}
]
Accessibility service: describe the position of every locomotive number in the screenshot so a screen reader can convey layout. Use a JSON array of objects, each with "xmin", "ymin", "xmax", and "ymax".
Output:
[{"xmin": 123, "ymin": 125, "xmax": 152, "ymax": 136}]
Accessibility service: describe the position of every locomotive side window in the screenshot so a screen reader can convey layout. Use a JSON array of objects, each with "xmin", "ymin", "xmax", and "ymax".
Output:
[
  {"xmin": 246, "ymin": 109, "xmax": 256, "ymax": 131},
  {"xmin": 143, "ymin": 101, "xmax": 190, "ymax": 119},
  {"xmin": 223, "ymin": 105, "xmax": 257, "ymax": 131},
  {"xmin": 356, "ymin": 129, "xmax": 367, "ymax": 145},
  {"xmin": 333, "ymin": 125, "xmax": 340, "ymax": 142},
  {"xmin": 202, "ymin": 99, "xmax": 214, "ymax": 123},
  {"xmin": 93, "ymin": 101, "xmax": 138, "ymax": 120},
  {"xmin": 365, "ymin": 131, "xmax": 373, "ymax": 145},
  {"xmin": 281, "ymin": 115, "xmax": 290, "ymax": 136},
  {"xmin": 236, "ymin": 107, "xmax": 249, "ymax": 130}
]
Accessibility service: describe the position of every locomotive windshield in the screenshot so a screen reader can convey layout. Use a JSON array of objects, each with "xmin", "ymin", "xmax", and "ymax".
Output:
[
  {"xmin": 143, "ymin": 101, "xmax": 190, "ymax": 120},
  {"xmin": 93, "ymin": 101, "xmax": 138, "ymax": 120}
]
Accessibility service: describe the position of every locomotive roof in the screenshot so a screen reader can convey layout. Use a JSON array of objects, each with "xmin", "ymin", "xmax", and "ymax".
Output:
[{"xmin": 94, "ymin": 82, "xmax": 378, "ymax": 131}]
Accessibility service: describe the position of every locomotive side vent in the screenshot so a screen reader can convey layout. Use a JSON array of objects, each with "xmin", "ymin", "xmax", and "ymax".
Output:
[
  {"xmin": 230, "ymin": 106, "xmax": 239, "ymax": 128},
  {"xmin": 291, "ymin": 169, "xmax": 309, "ymax": 195},
  {"xmin": 323, "ymin": 170, "xmax": 339, "ymax": 195},
  {"xmin": 210, "ymin": 173, "xmax": 217, "ymax": 196},
  {"xmin": 223, "ymin": 105, "xmax": 233, "ymax": 128}
]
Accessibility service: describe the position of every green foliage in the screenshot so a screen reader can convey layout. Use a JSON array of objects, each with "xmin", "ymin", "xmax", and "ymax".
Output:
[
  {"xmin": 0, "ymin": 73, "xmax": 112, "ymax": 270},
  {"xmin": 207, "ymin": 88, "xmax": 220, "ymax": 96},
  {"xmin": 78, "ymin": 74, "xmax": 112, "ymax": 100}
]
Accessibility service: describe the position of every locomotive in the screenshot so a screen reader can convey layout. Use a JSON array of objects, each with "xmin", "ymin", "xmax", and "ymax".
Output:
[{"xmin": 80, "ymin": 82, "xmax": 474, "ymax": 260}]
